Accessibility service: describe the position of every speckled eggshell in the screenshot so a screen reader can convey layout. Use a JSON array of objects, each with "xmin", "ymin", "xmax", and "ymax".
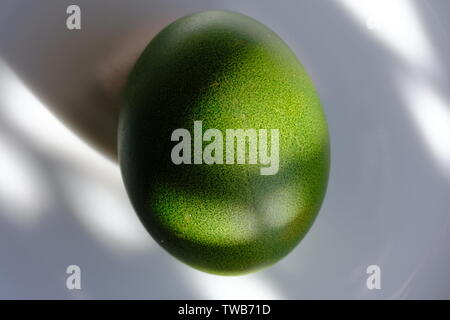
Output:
[{"xmin": 119, "ymin": 10, "xmax": 330, "ymax": 275}]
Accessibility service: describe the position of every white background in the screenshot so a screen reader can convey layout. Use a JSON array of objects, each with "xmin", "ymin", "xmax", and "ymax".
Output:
[{"xmin": 0, "ymin": 0, "xmax": 449, "ymax": 299}]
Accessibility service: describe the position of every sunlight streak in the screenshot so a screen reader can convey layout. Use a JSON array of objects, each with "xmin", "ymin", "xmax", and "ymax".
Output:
[
  {"xmin": 0, "ymin": 131, "xmax": 50, "ymax": 226},
  {"xmin": 399, "ymin": 78, "xmax": 450, "ymax": 178},
  {"xmin": 339, "ymin": 0, "xmax": 450, "ymax": 182},
  {"xmin": 60, "ymin": 171, "xmax": 152, "ymax": 251},
  {"xmin": 339, "ymin": 0, "xmax": 438, "ymax": 72},
  {"xmin": 0, "ymin": 61, "xmax": 119, "ymax": 182},
  {"xmin": 0, "ymin": 60, "xmax": 150, "ymax": 249},
  {"xmin": 186, "ymin": 269, "xmax": 284, "ymax": 300}
]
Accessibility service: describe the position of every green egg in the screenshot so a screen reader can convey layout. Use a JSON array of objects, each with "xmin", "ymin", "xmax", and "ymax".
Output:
[{"xmin": 119, "ymin": 10, "xmax": 330, "ymax": 275}]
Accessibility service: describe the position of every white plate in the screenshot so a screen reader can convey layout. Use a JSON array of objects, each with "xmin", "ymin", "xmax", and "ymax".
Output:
[{"xmin": 0, "ymin": 0, "xmax": 449, "ymax": 299}]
